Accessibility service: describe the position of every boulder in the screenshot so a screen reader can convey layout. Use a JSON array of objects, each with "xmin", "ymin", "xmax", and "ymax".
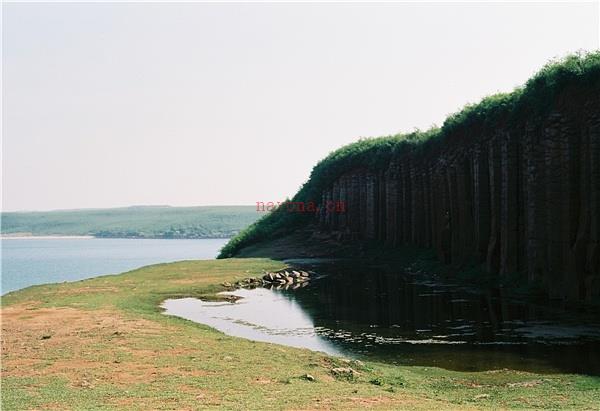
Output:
[
  {"xmin": 331, "ymin": 367, "xmax": 359, "ymax": 380},
  {"xmin": 301, "ymin": 374, "xmax": 315, "ymax": 382}
]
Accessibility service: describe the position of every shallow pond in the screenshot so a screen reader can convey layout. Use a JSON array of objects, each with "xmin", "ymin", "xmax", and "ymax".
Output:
[{"xmin": 162, "ymin": 261, "xmax": 600, "ymax": 375}]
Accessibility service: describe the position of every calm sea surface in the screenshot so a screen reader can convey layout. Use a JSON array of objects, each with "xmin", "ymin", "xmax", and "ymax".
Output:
[{"xmin": 1, "ymin": 237, "xmax": 228, "ymax": 294}]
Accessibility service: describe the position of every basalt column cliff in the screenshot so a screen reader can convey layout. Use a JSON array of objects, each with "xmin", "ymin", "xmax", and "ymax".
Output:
[
  {"xmin": 220, "ymin": 54, "xmax": 600, "ymax": 302},
  {"xmin": 316, "ymin": 84, "xmax": 599, "ymax": 301}
]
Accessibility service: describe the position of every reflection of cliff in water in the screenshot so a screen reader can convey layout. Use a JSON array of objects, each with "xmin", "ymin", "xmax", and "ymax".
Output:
[{"xmin": 285, "ymin": 262, "xmax": 600, "ymax": 375}]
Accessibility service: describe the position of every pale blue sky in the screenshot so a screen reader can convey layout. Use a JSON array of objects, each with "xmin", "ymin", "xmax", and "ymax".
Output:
[{"xmin": 2, "ymin": 2, "xmax": 599, "ymax": 211}]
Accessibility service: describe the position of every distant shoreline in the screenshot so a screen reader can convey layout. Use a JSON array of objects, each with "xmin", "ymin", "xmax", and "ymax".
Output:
[
  {"xmin": 1, "ymin": 235, "xmax": 95, "ymax": 239},
  {"xmin": 0, "ymin": 235, "xmax": 231, "ymax": 240},
  {"xmin": 1, "ymin": 205, "xmax": 257, "ymax": 242}
]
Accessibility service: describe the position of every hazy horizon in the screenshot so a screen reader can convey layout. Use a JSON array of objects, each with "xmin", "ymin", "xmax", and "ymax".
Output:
[
  {"xmin": 2, "ymin": 204, "xmax": 257, "ymax": 213},
  {"xmin": 3, "ymin": 2, "xmax": 599, "ymax": 212}
]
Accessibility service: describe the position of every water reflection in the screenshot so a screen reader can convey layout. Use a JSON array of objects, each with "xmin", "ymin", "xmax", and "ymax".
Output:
[
  {"xmin": 162, "ymin": 288, "xmax": 341, "ymax": 355},
  {"xmin": 163, "ymin": 261, "xmax": 600, "ymax": 375}
]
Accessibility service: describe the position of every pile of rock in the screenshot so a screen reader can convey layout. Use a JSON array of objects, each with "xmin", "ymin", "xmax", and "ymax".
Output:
[
  {"xmin": 262, "ymin": 269, "xmax": 312, "ymax": 286},
  {"xmin": 222, "ymin": 269, "xmax": 314, "ymax": 291},
  {"xmin": 222, "ymin": 277, "xmax": 263, "ymax": 290}
]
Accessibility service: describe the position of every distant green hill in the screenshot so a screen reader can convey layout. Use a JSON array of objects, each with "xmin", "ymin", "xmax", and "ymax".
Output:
[{"xmin": 1, "ymin": 206, "xmax": 259, "ymax": 239}]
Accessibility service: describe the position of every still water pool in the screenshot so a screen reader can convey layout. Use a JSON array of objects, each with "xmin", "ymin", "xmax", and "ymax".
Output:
[{"xmin": 163, "ymin": 261, "xmax": 600, "ymax": 375}]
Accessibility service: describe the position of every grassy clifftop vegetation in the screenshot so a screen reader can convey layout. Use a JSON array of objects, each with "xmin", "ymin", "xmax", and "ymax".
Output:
[
  {"xmin": 218, "ymin": 51, "xmax": 600, "ymax": 258},
  {"xmin": 2, "ymin": 206, "xmax": 259, "ymax": 239}
]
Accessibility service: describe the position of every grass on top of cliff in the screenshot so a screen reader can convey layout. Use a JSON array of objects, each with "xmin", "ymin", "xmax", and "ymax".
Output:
[
  {"xmin": 3, "ymin": 258, "xmax": 600, "ymax": 410},
  {"xmin": 218, "ymin": 51, "xmax": 600, "ymax": 258}
]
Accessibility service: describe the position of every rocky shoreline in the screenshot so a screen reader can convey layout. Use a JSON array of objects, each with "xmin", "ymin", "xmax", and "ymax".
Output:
[{"xmin": 222, "ymin": 268, "xmax": 314, "ymax": 292}]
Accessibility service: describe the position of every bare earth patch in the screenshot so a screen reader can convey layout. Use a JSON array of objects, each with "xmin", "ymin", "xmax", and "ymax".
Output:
[
  {"xmin": 170, "ymin": 278, "xmax": 203, "ymax": 285},
  {"xmin": 2, "ymin": 304, "xmax": 177, "ymax": 386},
  {"xmin": 52, "ymin": 286, "xmax": 122, "ymax": 296}
]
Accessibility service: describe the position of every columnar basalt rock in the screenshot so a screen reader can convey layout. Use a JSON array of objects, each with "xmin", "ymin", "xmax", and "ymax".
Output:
[
  {"xmin": 316, "ymin": 88, "xmax": 600, "ymax": 302},
  {"xmin": 365, "ymin": 172, "xmax": 377, "ymax": 240}
]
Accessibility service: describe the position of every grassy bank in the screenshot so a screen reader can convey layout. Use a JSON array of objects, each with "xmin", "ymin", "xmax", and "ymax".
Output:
[{"xmin": 2, "ymin": 259, "xmax": 600, "ymax": 410}]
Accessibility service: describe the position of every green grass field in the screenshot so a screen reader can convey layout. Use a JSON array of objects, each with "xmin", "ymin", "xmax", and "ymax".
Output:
[
  {"xmin": 1, "ymin": 206, "xmax": 259, "ymax": 239},
  {"xmin": 2, "ymin": 258, "xmax": 599, "ymax": 410}
]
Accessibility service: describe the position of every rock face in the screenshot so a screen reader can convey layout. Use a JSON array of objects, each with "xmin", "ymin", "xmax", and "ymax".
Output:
[{"xmin": 316, "ymin": 86, "xmax": 600, "ymax": 302}]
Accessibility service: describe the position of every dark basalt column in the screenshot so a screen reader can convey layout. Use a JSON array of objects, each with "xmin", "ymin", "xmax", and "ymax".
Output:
[
  {"xmin": 313, "ymin": 86, "xmax": 599, "ymax": 301},
  {"xmin": 365, "ymin": 172, "xmax": 377, "ymax": 240},
  {"xmin": 473, "ymin": 141, "xmax": 491, "ymax": 262}
]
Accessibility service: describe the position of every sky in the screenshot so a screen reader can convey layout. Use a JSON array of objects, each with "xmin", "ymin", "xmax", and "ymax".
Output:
[{"xmin": 2, "ymin": 2, "xmax": 599, "ymax": 212}]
